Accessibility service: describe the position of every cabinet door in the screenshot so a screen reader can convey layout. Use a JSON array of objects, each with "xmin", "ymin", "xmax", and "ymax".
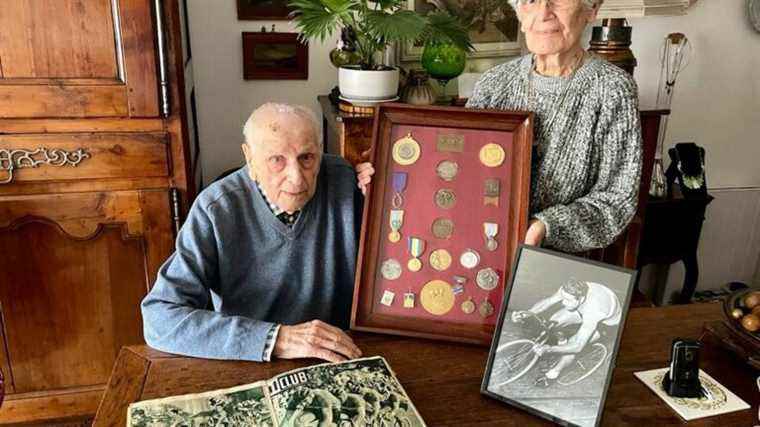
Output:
[
  {"xmin": 0, "ymin": 0, "xmax": 160, "ymax": 118},
  {"xmin": 0, "ymin": 190, "xmax": 173, "ymax": 393}
]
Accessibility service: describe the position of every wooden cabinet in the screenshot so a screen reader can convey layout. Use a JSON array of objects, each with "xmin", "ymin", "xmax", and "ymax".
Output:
[{"xmin": 0, "ymin": 0, "xmax": 191, "ymax": 423}]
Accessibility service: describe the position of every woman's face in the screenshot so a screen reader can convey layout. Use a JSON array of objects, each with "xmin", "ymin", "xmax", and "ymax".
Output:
[{"xmin": 517, "ymin": 0, "xmax": 598, "ymax": 56}]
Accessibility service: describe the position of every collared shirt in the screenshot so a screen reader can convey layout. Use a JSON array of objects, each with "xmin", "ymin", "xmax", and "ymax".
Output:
[{"xmin": 256, "ymin": 181, "xmax": 301, "ymax": 228}]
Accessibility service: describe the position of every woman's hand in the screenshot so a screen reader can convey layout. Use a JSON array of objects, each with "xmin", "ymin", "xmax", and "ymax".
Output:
[
  {"xmin": 355, "ymin": 162, "xmax": 375, "ymax": 196},
  {"xmin": 273, "ymin": 320, "xmax": 362, "ymax": 363},
  {"xmin": 524, "ymin": 219, "xmax": 546, "ymax": 246},
  {"xmin": 355, "ymin": 147, "xmax": 375, "ymax": 196}
]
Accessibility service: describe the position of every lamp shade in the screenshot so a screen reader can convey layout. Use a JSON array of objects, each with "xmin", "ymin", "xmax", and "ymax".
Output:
[{"xmin": 597, "ymin": 0, "xmax": 696, "ymax": 18}]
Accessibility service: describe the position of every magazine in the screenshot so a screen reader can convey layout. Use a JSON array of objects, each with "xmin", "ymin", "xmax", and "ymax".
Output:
[{"xmin": 127, "ymin": 356, "xmax": 426, "ymax": 426}]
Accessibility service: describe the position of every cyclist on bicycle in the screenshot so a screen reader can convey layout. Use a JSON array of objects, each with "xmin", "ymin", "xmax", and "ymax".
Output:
[{"xmin": 511, "ymin": 277, "xmax": 621, "ymax": 385}]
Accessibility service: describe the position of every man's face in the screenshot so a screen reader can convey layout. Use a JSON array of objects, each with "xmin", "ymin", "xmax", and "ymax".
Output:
[
  {"xmin": 242, "ymin": 112, "xmax": 321, "ymax": 213},
  {"xmin": 559, "ymin": 289, "xmax": 582, "ymax": 311}
]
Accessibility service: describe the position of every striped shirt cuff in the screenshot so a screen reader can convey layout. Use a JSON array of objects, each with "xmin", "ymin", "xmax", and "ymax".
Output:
[{"xmin": 262, "ymin": 324, "xmax": 281, "ymax": 362}]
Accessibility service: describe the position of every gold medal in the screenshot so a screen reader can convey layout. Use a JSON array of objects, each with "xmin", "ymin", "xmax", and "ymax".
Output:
[
  {"xmin": 407, "ymin": 236, "xmax": 425, "ymax": 272},
  {"xmin": 461, "ymin": 297, "xmax": 476, "ymax": 314},
  {"xmin": 389, "ymin": 230, "xmax": 401, "ymax": 243},
  {"xmin": 479, "ymin": 143, "xmax": 506, "ymax": 167},
  {"xmin": 420, "ymin": 280, "xmax": 455, "ymax": 316},
  {"xmin": 392, "ymin": 133, "xmax": 421, "ymax": 166},
  {"xmin": 388, "ymin": 209, "xmax": 404, "ymax": 243},
  {"xmin": 429, "ymin": 249, "xmax": 452, "ymax": 271},
  {"xmin": 431, "ymin": 218, "xmax": 454, "ymax": 239}
]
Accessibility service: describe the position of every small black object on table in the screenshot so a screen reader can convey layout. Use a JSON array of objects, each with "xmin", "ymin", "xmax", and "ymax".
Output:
[{"xmin": 637, "ymin": 190, "xmax": 713, "ymax": 305}]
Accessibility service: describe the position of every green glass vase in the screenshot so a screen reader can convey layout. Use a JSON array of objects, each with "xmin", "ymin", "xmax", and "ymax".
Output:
[{"xmin": 421, "ymin": 42, "xmax": 466, "ymax": 103}]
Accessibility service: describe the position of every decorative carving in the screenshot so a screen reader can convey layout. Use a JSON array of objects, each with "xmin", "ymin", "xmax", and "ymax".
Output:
[{"xmin": 0, "ymin": 147, "xmax": 90, "ymax": 184}]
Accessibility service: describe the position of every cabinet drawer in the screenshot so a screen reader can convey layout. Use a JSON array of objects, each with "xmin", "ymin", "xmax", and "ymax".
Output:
[{"xmin": 0, "ymin": 133, "xmax": 170, "ymax": 184}]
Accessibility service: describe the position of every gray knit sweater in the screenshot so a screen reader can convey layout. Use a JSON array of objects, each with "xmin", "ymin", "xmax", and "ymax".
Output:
[
  {"xmin": 466, "ymin": 53, "xmax": 642, "ymax": 253},
  {"xmin": 141, "ymin": 155, "xmax": 362, "ymax": 361}
]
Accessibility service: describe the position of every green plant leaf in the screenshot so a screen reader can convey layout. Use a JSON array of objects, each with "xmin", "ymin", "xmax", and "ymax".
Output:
[
  {"xmin": 288, "ymin": 0, "xmax": 354, "ymax": 42},
  {"xmin": 421, "ymin": 10, "xmax": 474, "ymax": 52},
  {"xmin": 364, "ymin": 10, "xmax": 427, "ymax": 44}
]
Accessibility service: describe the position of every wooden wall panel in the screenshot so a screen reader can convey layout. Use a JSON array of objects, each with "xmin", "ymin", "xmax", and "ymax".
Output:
[
  {"xmin": 0, "ymin": 303, "xmax": 13, "ymax": 395},
  {"xmin": 120, "ymin": 0, "xmax": 160, "ymax": 117},
  {"xmin": 0, "ymin": 0, "xmax": 118, "ymax": 79},
  {"xmin": 0, "ymin": 133, "xmax": 170, "ymax": 184},
  {"xmin": 0, "ymin": 221, "xmax": 147, "ymax": 393}
]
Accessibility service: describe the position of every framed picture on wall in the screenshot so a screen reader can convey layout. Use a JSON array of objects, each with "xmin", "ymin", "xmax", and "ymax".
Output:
[
  {"xmin": 481, "ymin": 245, "xmax": 636, "ymax": 427},
  {"xmin": 398, "ymin": 0, "xmax": 522, "ymax": 62},
  {"xmin": 237, "ymin": 0, "xmax": 293, "ymax": 20},
  {"xmin": 350, "ymin": 103, "xmax": 533, "ymax": 345},
  {"xmin": 242, "ymin": 32, "xmax": 308, "ymax": 80}
]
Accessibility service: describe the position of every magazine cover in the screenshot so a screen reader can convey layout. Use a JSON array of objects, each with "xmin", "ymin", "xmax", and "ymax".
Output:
[{"xmin": 127, "ymin": 356, "xmax": 426, "ymax": 426}]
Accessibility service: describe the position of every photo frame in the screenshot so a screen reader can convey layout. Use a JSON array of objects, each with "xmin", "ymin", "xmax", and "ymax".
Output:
[
  {"xmin": 351, "ymin": 103, "xmax": 533, "ymax": 345},
  {"xmin": 236, "ymin": 0, "xmax": 293, "ymax": 20},
  {"xmin": 481, "ymin": 245, "xmax": 637, "ymax": 427},
  {"xmin": 397, "ymin": 0, "xmax": 523, "ymax": 62},
  {"xmin": 242, "ymin": 32, "xmax": 308, "ymax": 80}
]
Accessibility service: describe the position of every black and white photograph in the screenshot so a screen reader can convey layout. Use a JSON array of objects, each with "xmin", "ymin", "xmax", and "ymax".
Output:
[{"xmin": 482, "ymin": 246, "xmax": 637, "ymax": 427}]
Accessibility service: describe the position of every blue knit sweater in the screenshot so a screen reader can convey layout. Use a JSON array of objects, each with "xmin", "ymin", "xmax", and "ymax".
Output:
[{"xmin": 141, "ymin": 154, "xmax": 362, "ymax": 361}]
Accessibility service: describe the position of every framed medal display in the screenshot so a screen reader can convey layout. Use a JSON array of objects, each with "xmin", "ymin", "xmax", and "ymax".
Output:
[{"xmin": 351, "ymin": 103, "xmax": 533, "ymax": 345}]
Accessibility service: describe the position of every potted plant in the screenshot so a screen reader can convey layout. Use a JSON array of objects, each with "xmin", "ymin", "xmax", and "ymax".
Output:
[{"xmin": 288, "ymin": 0, "xmax": 472, "ymax": 103}]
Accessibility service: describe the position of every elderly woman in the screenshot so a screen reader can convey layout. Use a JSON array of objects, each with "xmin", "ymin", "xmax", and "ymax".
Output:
[{"xmin": 466, "ymin": 0, "xmax": 642, "ymax": 253}]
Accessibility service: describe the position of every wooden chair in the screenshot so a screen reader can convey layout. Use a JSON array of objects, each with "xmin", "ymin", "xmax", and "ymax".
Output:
[{"xmin": 588, "ymin": 110, "xmax": 668, "ymax": 307}]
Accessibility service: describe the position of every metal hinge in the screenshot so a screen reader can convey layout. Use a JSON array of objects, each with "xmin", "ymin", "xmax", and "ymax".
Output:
[{"xmin": 170, "ymin": 188, "xmax": 182, "ymax": 235}]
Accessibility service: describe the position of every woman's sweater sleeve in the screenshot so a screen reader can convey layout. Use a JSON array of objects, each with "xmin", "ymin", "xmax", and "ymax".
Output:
[{"xmin": 533, "ymin": 77, "xmax": 643, "ymax": 253}]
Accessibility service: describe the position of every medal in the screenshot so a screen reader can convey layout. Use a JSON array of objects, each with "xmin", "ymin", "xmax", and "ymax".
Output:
[
  {"xmin": 484, "ymin": 178, "xmax": 500, "ymax": 206},
  {"xmin": 483, "ymin": 222, "xmax": 499, "ymax": 251},
  {"xmin": 407, "ymin": 237, "xmax": 425, "ymax": 272},
  {"xmin": 434, "ymin": 188, "xmax": 456, "ymax": 210},
  {"xmin": 380, "ymin": 258, "xmax": 402, "ymax": 281},
  {"xmin": 452, "ymin": 283, "xmax": 464, "ymax": 295},
  {"xmin": 479, "ymin": 143, "xmax": 506, "ymax": 167},
  {"xmin": 431, "ymin": 218, "xmax": 454, "ymax": 239},
  {"xmin": 388, "ymin": 209, "xmax": 404, "ymax": 243},
  {"xmin": 403, "ymin": 291, "xmax": 415, "ymax": 308},
  {"xmin": 479, "ymin": 298, "xmax": 495, "ymax": 318},
  {"xmin": 420, "ymin": 280, "xmax": 455, "ymax": 316},
  {"xmin": 476, "ymin": 267, "xmax": 499, "ymax": 291},
  {"xmin": 453, "ymin": 275, "xmax": 467, "ymax": 288},
  {"xmin": 459, "ymin": 249, "xmax": 480, "ymax": 269},
  {"xmin": 429, "ymin": 249, "xmax": 452, "ymax": 271},
  {"xmin": 380, "ymin": 290, "xmax": 396, "ymax": 307},
  {"xmin": 461, "ymin": 297, "xmax": 476, "ymax": 314},
  {"xmin": 435, "ymin": 160, "xmax": 459, "ymax": 182},
  {"xmin": 391, "ymin": 172, "xmax": 408, "ymax": 208},
  {"xmin": 436, "ymin": 134, "xmax": 464, "ymax": 152},
  {"xmin": 392, "ymin": 133, "xmax": 421, "ymax": 166}
]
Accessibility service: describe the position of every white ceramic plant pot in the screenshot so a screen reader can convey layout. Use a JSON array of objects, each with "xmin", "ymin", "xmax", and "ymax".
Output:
[{"xmin": 338, "ymin": 66, "xmax": 399, "ymax": 101}]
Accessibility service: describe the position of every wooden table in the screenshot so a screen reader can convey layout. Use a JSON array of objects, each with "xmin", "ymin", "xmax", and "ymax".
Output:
[{"xmin": 93, "ymin": 303, "xmax": 757, "ymax": 426}]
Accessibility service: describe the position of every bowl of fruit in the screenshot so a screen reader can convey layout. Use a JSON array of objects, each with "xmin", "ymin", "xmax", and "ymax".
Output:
[{"xmin": 723, "ymin": 289, "xmax": 760, "ymax": 341}]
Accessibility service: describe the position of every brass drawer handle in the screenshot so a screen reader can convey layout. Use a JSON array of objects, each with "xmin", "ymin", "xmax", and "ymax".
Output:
[{"xmin": 0, "ymin": 148, "xmax": 91, "ymax": 184}]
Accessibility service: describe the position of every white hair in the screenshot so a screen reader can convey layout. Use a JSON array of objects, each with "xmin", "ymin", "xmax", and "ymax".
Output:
[
  {"xmin": 508, "ymin": 0, "xmax": 603, "ymax": 13},
  {"xmin": 242, "ymin": 102, "xmax": 322, "ymax": 150}
]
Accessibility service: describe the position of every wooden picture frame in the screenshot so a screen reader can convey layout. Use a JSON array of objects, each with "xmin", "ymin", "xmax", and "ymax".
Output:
[
  {"xmin": 236, "ymin": 0, "xmax": 292, "ymax": 20},
  {"xmin": 242, "ymin": 32, "xmax": 308, "ymax": 80},
  {"xmin": 351, "ymin": 103, "xmax": 533, "ymax": 345},
  {"xmin": 481, "ymin": 245, "xmax": 637, "ymax": 426}
]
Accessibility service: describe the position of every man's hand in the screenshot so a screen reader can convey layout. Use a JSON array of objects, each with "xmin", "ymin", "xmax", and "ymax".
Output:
[
  {"xmin": 272, "ymin": 320, "xmax": 362, "ymax": 363},
  {"xmin": 524, "ymin": 219, "xmax": 546, "ymax": 246},
  {"xmin": 511, "ymin": 310, "xmax": 531, "ymax": 323}
]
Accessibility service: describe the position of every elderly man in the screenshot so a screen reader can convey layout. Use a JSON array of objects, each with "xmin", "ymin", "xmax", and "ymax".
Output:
[{"xmin": 141, "ymin": 102, "xmax": 374, "ymax": 363}]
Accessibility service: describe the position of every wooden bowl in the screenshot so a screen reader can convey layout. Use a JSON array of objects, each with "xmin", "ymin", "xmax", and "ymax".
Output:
[{"xmin": 722, "ymin": 289, "xmax": 760, "ymax": 344}]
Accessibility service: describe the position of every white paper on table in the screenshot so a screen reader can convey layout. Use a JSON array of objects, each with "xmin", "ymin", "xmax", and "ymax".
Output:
[{"xmin": 634, "ymin": 367, "xmax": 751, "ymax": 421}]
